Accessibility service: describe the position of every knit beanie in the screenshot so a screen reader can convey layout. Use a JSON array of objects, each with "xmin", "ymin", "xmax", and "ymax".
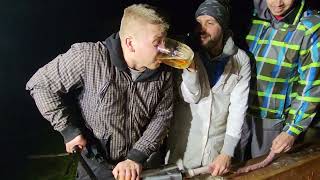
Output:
[{"xmin": 195, "ymin": 0, "xmax": 230, "ymax": 32}]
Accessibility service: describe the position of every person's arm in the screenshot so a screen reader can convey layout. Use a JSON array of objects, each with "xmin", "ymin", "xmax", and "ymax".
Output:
[
  {"xmin": 272, "ymin": 28, "xmax": 320, "ymax": 153},
  {"xmin": 128, "ymin": 72, "xmax": 173, "ymax": 164},
  {"xmin": 209, "ymin": 51, "xmax": 251, "ymax": 176},
  {"xmin": 26, "ymin": 43, "xmax": 86, "ymax": 150},
  {"xmin": 180, "ymin": 57, "xmax": 202, "ymax": 103},
  {"xmin": 223, "ymin": 52, "xmax": 251, "ymax": 157}
]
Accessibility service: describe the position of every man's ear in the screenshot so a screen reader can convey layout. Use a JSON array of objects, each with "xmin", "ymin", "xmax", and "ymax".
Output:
[{"xmin": 125, "ymin": 36, "xmax": 135, "ymax": 52}]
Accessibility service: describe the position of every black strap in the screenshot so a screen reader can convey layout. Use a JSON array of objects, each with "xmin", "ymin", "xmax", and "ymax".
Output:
[{"xmin": 73, "ymin": 146, "xmax": 98, "ymax": 180}]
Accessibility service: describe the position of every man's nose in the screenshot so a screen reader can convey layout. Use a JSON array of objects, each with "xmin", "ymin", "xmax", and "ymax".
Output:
[
  {"xmin": 196, "ymin": 24, "xmax": 206, "ymax": 34},
  {"xmin": 274, "ymin": 0, "xmax": 284, "ymax": 6},
  {"xmin": 200, "ymin": 26, "xmax": 207, "ymax": 35}
]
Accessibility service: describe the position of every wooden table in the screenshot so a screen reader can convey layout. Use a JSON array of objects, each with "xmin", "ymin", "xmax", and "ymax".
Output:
[{"xmin": 190, "ymin": 143, "xmax": 320, "ymax": 180}]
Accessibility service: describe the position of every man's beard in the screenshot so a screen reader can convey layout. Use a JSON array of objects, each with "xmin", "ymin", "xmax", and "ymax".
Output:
[
  {"xmin": 199, "ymin": 33, "xmax": 224, "ymax": 57},
  {"xmin": 202, "ymin": 38, "xmax": 216, "ymax": 50},
  {"xmin": 198, "ymin": 32, "xmax": 220, "ymax": 49}
]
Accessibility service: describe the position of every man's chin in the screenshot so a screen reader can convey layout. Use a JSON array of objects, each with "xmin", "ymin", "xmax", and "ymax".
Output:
[
  {"xmin": 147, "ymin": 63, "xmax": 161, "ymax": 70},
  {"xmin": 202, "ymin": 40, "xmax": 216, "ymax": 50},
  {"xmin": 199, "ymin": 39, "xmax": 213, "ymax": 48},
  {"xmin": 200, "ymin": 39, "xmax": 209, "ymax": 46}
]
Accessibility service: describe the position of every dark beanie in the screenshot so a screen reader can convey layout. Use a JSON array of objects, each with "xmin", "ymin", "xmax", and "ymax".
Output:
[{"xmin": 195, "ymin": 0, "xmax": 230, "ymax": 31}]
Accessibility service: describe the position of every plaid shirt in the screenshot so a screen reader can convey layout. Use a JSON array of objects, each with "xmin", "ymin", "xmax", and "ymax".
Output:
[
  {"xmin": 247, "ymin": 0, "xmax": 320, "ymax": 136},
  {"xmin": 26, "ymin": 33, "xmax": 173, "ymax": 163}
]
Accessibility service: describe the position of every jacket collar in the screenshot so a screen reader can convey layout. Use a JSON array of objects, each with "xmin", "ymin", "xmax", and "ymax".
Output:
[{"xmin": 103, "ymin": 33, "xmax": 128, "ymax": 71}]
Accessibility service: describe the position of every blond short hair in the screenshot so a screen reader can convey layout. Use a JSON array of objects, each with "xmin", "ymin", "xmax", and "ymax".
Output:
[{"xmin": 119, "ymin": 4, "xmax": 169, "ymax": 39}]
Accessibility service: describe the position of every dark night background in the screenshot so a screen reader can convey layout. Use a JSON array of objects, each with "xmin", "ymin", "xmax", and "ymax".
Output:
[{"xmin": 1, "ymin": 0, "xmax": 319, "ymax": 179}]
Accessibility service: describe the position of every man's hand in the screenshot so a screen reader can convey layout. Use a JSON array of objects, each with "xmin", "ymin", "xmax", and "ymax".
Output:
[
  {"xmin": 271, "ymin": 132, "xmax": 296, "ymax": 153},
  {"xmin": 208, "ymin": 153, "xmax": 231, "ymax": 176},
  {"xmin": 112, "ymin": 159, "xmax": 142, "ymax": 180},
  {"xmin": 65, "ymin": 134, "xmax": 87, "ymax": 153},
  {"xmin": 186, "ymin": 60, "xmax": 196, "ymax": 72}
]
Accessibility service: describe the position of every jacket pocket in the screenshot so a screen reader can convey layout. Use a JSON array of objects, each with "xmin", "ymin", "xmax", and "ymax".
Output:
[
  {"xmin": 213, "ymin": 134, "xmax": 225, "ymax": 154},
  {"xmin": 95, "ymin": 81, "xmax": 112, "ymax": 111},
  {"xmin": 134, "ymin": 81, "xmax": 161, "ymax": 126},
  {"xmin": 221, "ymin": 74, "xmax": 241, "ymax": 94}
]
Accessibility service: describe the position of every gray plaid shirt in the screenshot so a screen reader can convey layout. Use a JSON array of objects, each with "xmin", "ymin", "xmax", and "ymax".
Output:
[{"xmin": 26, "ymin": 33, "xmax": 174, "ymax": 163}]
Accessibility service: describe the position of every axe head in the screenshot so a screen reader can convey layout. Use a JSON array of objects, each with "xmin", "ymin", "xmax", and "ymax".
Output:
[
  {"xmin": 141, "ymin": 159, "xmax": 185, "ymax": 180},
  {"xmin": 142, "ymin": 171, "xmax": 183, "ymax": 180}
]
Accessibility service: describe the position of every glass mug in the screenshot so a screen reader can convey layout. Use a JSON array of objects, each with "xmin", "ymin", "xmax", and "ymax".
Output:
[{"xmin": 156, "ymin": 38, "xmax": 194, "ymax": 69}]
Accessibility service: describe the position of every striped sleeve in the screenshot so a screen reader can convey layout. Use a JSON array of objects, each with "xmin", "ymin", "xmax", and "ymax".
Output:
[
  {"xmin": 25, "ymin": 43, "xmax": 86, "ymax": 142},
  {"xmin": 284, "ymin": 25, "xmax": 320, "ymax": 136}
]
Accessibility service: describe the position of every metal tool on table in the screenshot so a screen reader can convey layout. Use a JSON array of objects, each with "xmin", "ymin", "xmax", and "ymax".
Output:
[{"xmin": 141, "ymin": 159, "xmax": 214, "ymax": 180}]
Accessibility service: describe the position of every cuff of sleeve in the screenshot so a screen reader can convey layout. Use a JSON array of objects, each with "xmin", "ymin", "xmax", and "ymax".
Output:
[
  {"xmin": 182, "ymin": 69, "xmax": 200, "ymax": 94},
  {"xmin": 283, "ymin": 125, "xmax": 303, "ymax": 136},
  {"xmin": 126, "ymin": 149, "xmax": 149, "ymax": 165},
  {"xmin": 221, "ymin": 135, "xmax": 239, "ymax": 157},
  {"xmin": 60, "ymin": 125, "xmax": 82, "ymax": 143}
]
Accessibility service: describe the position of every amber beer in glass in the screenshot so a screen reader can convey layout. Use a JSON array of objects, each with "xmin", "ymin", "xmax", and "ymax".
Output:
[{"xmin": 156, "ymin": 38, "xmax": 194, "ymax": 69}]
